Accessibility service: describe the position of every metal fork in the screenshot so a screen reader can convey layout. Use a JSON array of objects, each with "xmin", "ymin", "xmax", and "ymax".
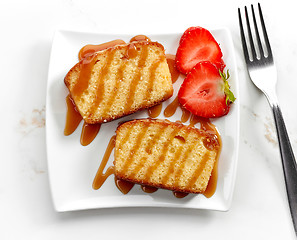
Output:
[{"xmin": 238, "ymin": 3, "xmax": 297, "ymax": 234}]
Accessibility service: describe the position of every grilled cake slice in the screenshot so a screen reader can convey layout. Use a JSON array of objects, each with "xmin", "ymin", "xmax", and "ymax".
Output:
[
  {"xmin": 64, "ymin": 41, "xmax": 173, "ymax": 124},
  {"xmin": 114, "ymin": 119, "xmax": 220, "ymax": 194}
]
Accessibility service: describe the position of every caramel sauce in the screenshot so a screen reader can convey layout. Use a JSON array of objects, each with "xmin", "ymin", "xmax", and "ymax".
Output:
[
  {"xmin": 80, "ymin": 122, "xmax": 101, "ymax": 146},
  {"xmin": 65, "ymin": 37, "xmax": 222, "ymax": 199},
  {"xmin": 115, "ymin": 178, "xmax": 135, "ymax": 194},
  {"xmin": 92, "ymin": 135, "xmax": 116, "ymax": 190},
  {"xmin": 72, "ymin": 54, "xmax": 97, "ymax": 99},
  {"xmin": 181, "ymin": 107, "xmax": 191, "ymax": 123},
  {"xmin": 147, "ymin": 104, "xmax": 162, "ymax": 118},
  {"xmin": 128, "ymin": 125, "xmax": 167, "ymax": 180},
  {"xmin": 164, "ymin": 96, "xmax": 179, "ymax": 118},
  {"xmin": 166, "ymin": 54, "xmax": 180, "ymax": 84},
  {"xmin": 125, "ymin": 45, "xmax": 150, "ymax": 112},
  {"xmin": 144, "ymin": 128, "xmax": 180, "ymax": 181},
  {"xmin": 141, "ymin": 185, "xmax": 158, "ymax": 193},
  {"xmin": 173, "ymin": 191, "xmax": 189, "ymax": 198},
  {"xmin": 64, "ymin": 94, "xmax": 82, "ymax": 136},
  {"xmin": 120, "ymin": 125, "xmax": 150, "ymax": 176},
  {"xmin": 89, "ymin": 50, "xmax": 116, "ymax": 116},
  {"xmin": 78, "ymin": 39, "xmax": 126, "ymax": 60},
  {"xmin": 129, "ymin": 35, "xmax": 151, "ymax": 43}
]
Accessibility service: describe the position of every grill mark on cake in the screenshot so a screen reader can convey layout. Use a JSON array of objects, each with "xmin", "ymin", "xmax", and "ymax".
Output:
[
  {"xmin": 116, "ymin": 125, "xmax": 134, "ymax": 162},
  {"xmin": 185, "ymin": 153, "xmax": 210, "ymax": 189},
  {"xmin": 161, "ymin": 131, "xmax": 190, "ymax": 185},
  {"xmin": 100, "ymin": 54, "xmax": 126, "ymax": 117},
  {"xmin": 88, "ymin": 50, "xmax": 116, "ymax": 119},
  {"xmin": 124, "ymin": 46, "xmax": 149, "ymax": 111},
  {"xmin": 142, "ymin": 57, "xmax": 163, "ymax": 102},
  {"xmin": 119, "ymin": 124, "xmax": 150, "ymax": 175},
  {"xmin": 129, "ymin": 124, "xmax": 167, "ymax": 179},
  {"xmin": 143, "ymin": 127, "xmax": 180, "ymax": 181},
  {"xmin": 72, "ymin": 54, "xmax": 97, "ymax": 99},
  {"xmin": 174, "ymin": 134, "xmax": 199, "ymax": 186}
]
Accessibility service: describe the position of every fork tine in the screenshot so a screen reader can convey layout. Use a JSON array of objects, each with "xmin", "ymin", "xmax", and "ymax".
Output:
[
  {"xmin": 245, "ymin": 6, "xmax": 257, "ymax": 61},
  {"xmin": 251, "ymin": 4, "xmax": 264, "ymax": 57},
  {"xmin": 238, "ymin": 8, "xmax": 250, "ymax": 63},
  {"xmin": 258, "ymin": 3, "xmax": 272, "ymax": 57}
]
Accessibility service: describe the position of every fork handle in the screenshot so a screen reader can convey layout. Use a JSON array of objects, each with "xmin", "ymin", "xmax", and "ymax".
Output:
[{"xmin": 270, "ymin": 101, "xmax": 297, "ymax": 233}]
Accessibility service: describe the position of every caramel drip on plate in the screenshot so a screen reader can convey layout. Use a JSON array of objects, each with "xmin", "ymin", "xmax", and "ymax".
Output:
[
  {"xmin": 92, "ymin": 135, "xmax": 116, "ymax": 190},
  {"xmin": 181, "ymin": 108, "xmax": 191, "ymax": 123},
  {"xmin": 141, "ymin": 185, "xmax": 158, "ymax": 193},
  {"xmin": 78, "ymin": 39, "xmax": 126, "ymax": 60},
  {"xmin": 165, "ymin": 54, "xmax": 180, "ymax": 84},
  {"xmin": 129, "ymin": 35, "xmax": 151, "ymax": 43},
  {"xmin": 64, "ymin": 94, "xmax": 83, "ymax": 135},
  {"xmin": 164, "ymin": 96, "xmax": 179, "ymax": 118},
  {"xmin": 173, "ymin": 191, "xmax": 189, "ymax": 198},
  {"xmin": 147, "ymin": 103, "xmax": 162, "ymax": 118},
  {"xmin": 72, "ymin": 54, "xmax": 97, "ymax": 99},
  {"xmin": 115, "ymin": 177, "xmax": 135, "ymax": 194},
  {"xmin": 80, "ymin": 122, "xmax": 101, "ymax": 146}
]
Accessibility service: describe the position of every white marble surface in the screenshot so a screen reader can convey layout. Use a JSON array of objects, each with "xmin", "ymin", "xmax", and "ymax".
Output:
[{"xmin": 1, "ymin": 0, "xmax": 297, "ymax": 239}]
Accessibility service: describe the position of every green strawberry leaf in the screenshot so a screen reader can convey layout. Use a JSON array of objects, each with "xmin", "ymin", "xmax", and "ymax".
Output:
[{"xmin": 219, "ymin": 69, "xmax": 236, "ymax": 105}]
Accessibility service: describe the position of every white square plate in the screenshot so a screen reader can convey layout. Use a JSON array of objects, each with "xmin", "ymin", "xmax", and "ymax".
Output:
[{"xmin": 46, "ymin": 29, "xmax": 239, "ymax": 212}]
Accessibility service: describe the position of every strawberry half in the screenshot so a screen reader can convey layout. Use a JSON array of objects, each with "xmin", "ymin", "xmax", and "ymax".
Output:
[
  {"xmin": 178, "ymin": 61, "xmax": 235, "ymax": 118},
  {"xmin": 175, "ymin": 27, "xmax": 225, "ymax": 74}
]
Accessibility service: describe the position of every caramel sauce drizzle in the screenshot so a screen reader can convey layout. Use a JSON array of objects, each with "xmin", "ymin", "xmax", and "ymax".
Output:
[
  {"xmin": 80, "ymin": 122, "xmax": 101, "ymax": 146},
  {"xmin": 88, "ymin": 51, "xmax": 116, "ymax": 117},
  {"xmin": 130, "ymin": 35, "xmax": 151, "ymax": 43},
  {"xmin": 119, "ymin": 125, "xmax": 151, "ymax": 175},
  {"xmin": 161, "ymin": 131, "xmax": 190, "ymax": 185},
  {"xmin": 173, "ymin": 191, "xmax": 189, "ymax": 198},
  {"xmin": 92, "ymin": 135, "xmax": 116, "ymax": 190},
  {"xmin": 164, "ymin": 96, "xmax": 179, "ymax": 118},
  {"xmin": 78, "ymin": 39, "xmax": 126, "ymax": 60},
  {"xmin": 64, "ymin": 36, "xmax": 222, "ymax": 198},
  {"xmin": 72, "ymin": 54, "xmax": 97, "ymax": 99},
  {"xmin": 141, "ymin": 185, "xmax": 158, "ymax": 193},
  {"xmin": 64, "ymin": 94, "xmax": 83, "ymax": 136},
  {"xmin": 147, "ymin": 104, "xmax": 162, "ymax": 118},
  {"xmin": 115, "ymin": 178, "xmax": 135, "ymax": 194},
  {"xmin": 128, "ymin": 125, "xmax": 167, "ymax": 179},
  {"xmin": 124, "ymin": 45, "xmax": 149, "ymax": 112},
  {"xmin": 165, "ymin": 54, "xmax": 180, "ymax": 84}
]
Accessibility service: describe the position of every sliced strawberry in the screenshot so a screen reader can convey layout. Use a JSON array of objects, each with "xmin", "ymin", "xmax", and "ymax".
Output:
[
  {"xmin": 175, "ymin": 27, "xmax": 225, "ymax": 74},
  {"xmin": 178, "ymin": 61, "xmax": 235, "ymax": 118}
]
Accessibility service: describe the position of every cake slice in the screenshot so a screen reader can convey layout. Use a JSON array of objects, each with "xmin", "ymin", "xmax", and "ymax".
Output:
[
  {"xmin": 64, "ymin": 41, "xmax": 173, "ymax": 124},
  {"xmin": 114, "ymin": 119, "xmax": 220, "ymax": 194}
]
